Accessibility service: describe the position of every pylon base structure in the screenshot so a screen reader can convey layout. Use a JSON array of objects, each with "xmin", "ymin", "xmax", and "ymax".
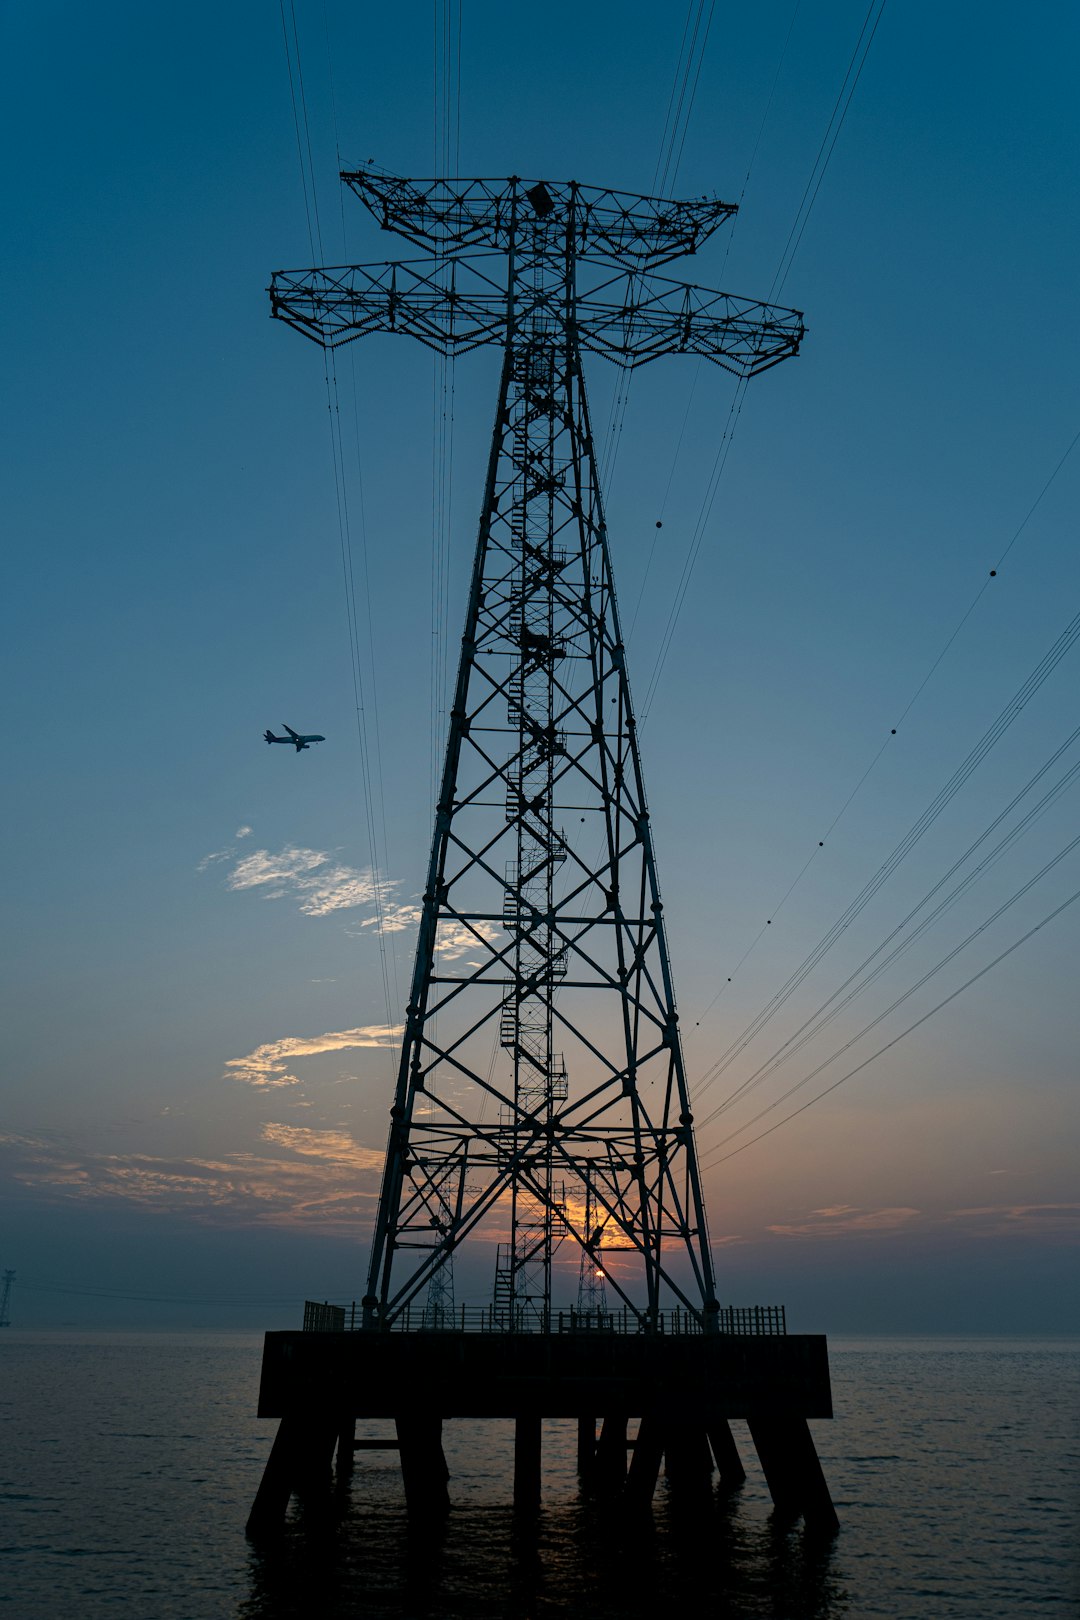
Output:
[
  {"xmin": 247, "ymin": 1324, "xmax": 837, "ymax": 1534},
  {"xmin": 249, "ymin": 169, "xmax": 837, "ymax": 1534}
]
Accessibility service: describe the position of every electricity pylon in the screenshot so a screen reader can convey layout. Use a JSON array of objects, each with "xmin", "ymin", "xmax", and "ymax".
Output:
[
  {"xmin": 272, "ymin": 169, "xmax": 803, "ymax": 1333},
  {"xmin": 576, "ymin": 1173, "xmax": 608, "ymax": 1319},
  {"xmin": 0, "ymin": 1270, "xmax": 14, "ymax": 1328}
]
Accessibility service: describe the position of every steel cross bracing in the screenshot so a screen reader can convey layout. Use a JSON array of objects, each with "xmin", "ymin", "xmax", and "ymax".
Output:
[{"xmin": 271, "ymin": 170, "xmax": 804, "ymax": 1334}]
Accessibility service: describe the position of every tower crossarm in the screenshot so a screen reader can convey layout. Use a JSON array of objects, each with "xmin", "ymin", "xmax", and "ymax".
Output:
[
  {"xmin": 270, "ymin": 260, "xmax": 804, "ymax": 377},
  {"xmin": 340, "ymin": 167, "xmax": 736, "ymax": 266},
  {"xmin": 574, "ymin": 275, "xmax": 804, "ymax": 375},
  {"xmin": 270, "ymin": 259, "xmax": 508, "ymax": 355}
]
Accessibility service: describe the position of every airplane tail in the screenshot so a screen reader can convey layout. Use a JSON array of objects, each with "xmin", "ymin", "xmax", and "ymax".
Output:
[{"xmin": 264, "ymin": 730, "xmax": 275, "ymax": 743}]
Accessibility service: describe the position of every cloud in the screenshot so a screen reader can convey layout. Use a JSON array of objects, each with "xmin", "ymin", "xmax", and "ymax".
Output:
[
  {"xmin": 227, "ymin": 845, "xmax": 332, "ymax": 896},
  {"xmin": 1, "ymin": 1126, "xmax": 384, "ymax": 1230},
  {"xmin": 260, "ymin": 1122, "xmax": 383, "ymax": 1171},
  {"xmin": 944, "ymin": 1202, "xmax": 1080, "ymax": 1241},
  {"xmin": 214, "ymin": 841, "xmax": 405, "ymax": 925},
  {"xmin": 235, "ymin": 824, "xmax": 253, "ymax": 838},
  {"xmin": 225, "ymin": 1025, "xmax": 401, "ymax": 1088},
  {"xmin": 358, "ymin": 901, "xmax": 421, "ymax": 935},
  {"xmin": 196, "ymin": 847, "xmax": 233, "ymax": 872},
  {"xmin": 356, "ymin": 909, "xmax": 501, "ymax": 960},
  {"xmin": 208, "ymin": 839, "xmax": 501, "ymax": 960},
  {"xmin": 767, "ymin": 1206, "xmax": 921, "ymax": 1239}
]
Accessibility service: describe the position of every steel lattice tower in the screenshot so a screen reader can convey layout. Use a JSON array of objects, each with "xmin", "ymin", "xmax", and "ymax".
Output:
[
  {"xmin": 0, "ymin": 1270, "xmax": 13, "ymax": 1328},
  {"xmin": 272, "ymin": 169, "xmax": 803, "ymax": 1334}
]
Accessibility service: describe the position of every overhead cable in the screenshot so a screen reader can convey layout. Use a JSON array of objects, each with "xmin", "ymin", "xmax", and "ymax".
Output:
[
  {"xmin": 702, "ymin": 874, "xmax": 1080, "ymax": 1169},
  {"xmin": 770, "ymin": 0, "xmax": 888, "ymax": 300},
  {"xmin": 695, "ymin": 423, "xmax": 1080, "ymax": 1023},
  {"xmin": 697, "ymin": 603, "xmax": 1080, "ymax": 1084},
  {"xmin": 279, "ymin": 4, "xmax": 398, "ymax": 1049},
  {"xmin": 639, "ymin": 2, "xmax": 886, "ymax": 715},
  {"xmin": 697, "ymin": 728, "xmax": 1080, "ymax": 1124}
]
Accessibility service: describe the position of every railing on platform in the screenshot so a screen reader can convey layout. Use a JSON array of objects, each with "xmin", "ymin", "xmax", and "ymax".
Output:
[
  {"xmin": 302, "ymin": 1300, "xmax": 346, "ymax": 1332},
  {"xmin": 301, "ymin": 1300, "xmax": 786, "ymax": 1335}
]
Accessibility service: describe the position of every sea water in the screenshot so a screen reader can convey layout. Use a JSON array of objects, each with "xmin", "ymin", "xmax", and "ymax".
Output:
[{"xmin": 1, "ymin": 1333, "xmax": 1077, "ymax": 1617}]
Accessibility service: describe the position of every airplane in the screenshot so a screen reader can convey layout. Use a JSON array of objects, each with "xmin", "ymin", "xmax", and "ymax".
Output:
[{"xmin": 264, "ymin": 724, "xmax": 325, "ymax": 753}]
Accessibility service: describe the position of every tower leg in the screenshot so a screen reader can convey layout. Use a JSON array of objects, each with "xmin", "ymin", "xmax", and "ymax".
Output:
[
  {"xmin": 706, "ymin": 1417, "xmax": 746, "ymax": 1489},
  {"xmin": 514, "ymin": 1414, "xmax": 542, "ymax": 1510},
  {"xmin": 748, "ymin": 1416, "xmax": 838, "ymax": 1534},
  {"xmin": 396, "ymin": 1415, "xmax": 451, "ymax": 1518}
]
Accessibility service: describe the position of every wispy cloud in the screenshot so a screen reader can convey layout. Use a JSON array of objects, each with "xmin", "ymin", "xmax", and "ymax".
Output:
[
  {"xmin": 205, "ymin": 837, "xmax": 501, "ymax": 959},
  {"xmin": 944, "ymin": 1202, "xmax": 1080, "ymax": 1240},
  {"xmin": 235, "ymin": 824, "xmax": 253, "ymax": 839},
  {"xmin": 226, "ymin": 1025, "xmax": 401, "ymax": 1088},
  {"xmin": 200, "ymin": 838, "xmax": 392, "ymax": 920},
  {"xmin": 767, "ymin": 1206, "xmax": 922, "ymax": 1239},
  {"xmin": 355, "ymin": 908, "xmax": 500, "ymax": 962},
  {"xmin": 196, "ymin": 847, "xmax": 233, "ymax": 872},
  {"xmin": 357, "ymin": 900, "xmax": 421, "ymax": 935},
  {"xmin": 226, "ymin": 845, "xmax": 348, "ymax": 910},
  {"xmin": 260, "ymin": 1122, "xmax": 383, "ymax": 1171},
  {"xmin": 2, "ymin": 1124, "xmax": 384, "ymax": 1229}
]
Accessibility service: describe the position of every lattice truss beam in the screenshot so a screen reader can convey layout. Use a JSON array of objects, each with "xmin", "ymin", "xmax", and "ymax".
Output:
[{"xmin": 270, "ymin": 172, "xmax": 804, "ymax": 1330}]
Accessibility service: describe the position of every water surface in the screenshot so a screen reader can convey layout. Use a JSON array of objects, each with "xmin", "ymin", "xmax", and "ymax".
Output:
[{"xmin": 1, "ymin": 1333, "xmax": 1076, "ymax": 1616}]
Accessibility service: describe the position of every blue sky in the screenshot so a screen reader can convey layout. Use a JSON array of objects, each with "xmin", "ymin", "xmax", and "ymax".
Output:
[{"xmin": 2, "ymin": 0, "xmax": 1078, "ymax": 1331}]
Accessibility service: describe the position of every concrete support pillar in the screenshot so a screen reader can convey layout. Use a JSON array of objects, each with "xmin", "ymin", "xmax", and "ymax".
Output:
[
  {"xmin": 246, "ymin": 1416, "xmax": 338, "ymax": 1535},
  {"xmin": 748, "ymin": 1416, "xmax": 839, "ymax": 1535},
  {"xmin": 335, "ymin": 1418, "xmax": 355, "ymax": 1476},
  {"xmin": 594, "ymin": 1414, "xmax": 628, "ymax": 1493},
  {"xmin": 396, "ymin": 1415, "xmax": 451, "ymax": 1519},
  {"xmin": 623, "ymin": 1416, "xmax": 665, "ymax": 1509},
  {"xmin": 576, "ymin": 1415, "xmax": 596, "ymax": 1474},
  {"xmin": 706, "ymin": 1417, "xmax": 746, "ymax": 1489},
  {"xmin": 663, "ymin": 1421, "xmax": 714, "ymax": 1491},
  {"xmin": 513, "ymin": 1414, "xmax": 542, "ymax": 1510}
]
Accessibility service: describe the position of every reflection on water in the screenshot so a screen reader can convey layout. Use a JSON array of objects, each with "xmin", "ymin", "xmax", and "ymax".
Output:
[{"xmin": 241, "ymin": 1479, "xmax": 850, "ymax": 1620}]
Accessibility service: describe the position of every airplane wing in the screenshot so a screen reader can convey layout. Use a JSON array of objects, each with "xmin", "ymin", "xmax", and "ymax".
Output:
[{"xmin": 283, "ymin": 723, "xmax": 300, "ymax": 740}]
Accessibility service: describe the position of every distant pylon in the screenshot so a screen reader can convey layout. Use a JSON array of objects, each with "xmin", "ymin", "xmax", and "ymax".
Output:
[
  {"xmin": 0, "ymin": 1270, "xmax": 14, "ymax": 1328},
  {"xmin": 576, "ymin": 1175, "xmax": 608, "ymax": 1319},
  {"xmin": 421, "ymin": 1169, "xmax": 456, "ymax": 1328},
  {"xmin": 272, "ymin": 169, "xmax": 803, "ymax": 1332}
]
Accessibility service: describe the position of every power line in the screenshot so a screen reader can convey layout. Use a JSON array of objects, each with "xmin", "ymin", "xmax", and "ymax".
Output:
[
  {"xmin": 696, "ymin": 601, "xmax": 1080, "ymax": 1088},
  {"xmin": 16, "ymin": 1279, "xmax": 338, "ymax": 1306},
  {"xmin": 637, "ymin": 3, "xmax": 886, "ymax": 722},
  {"xmin": 770, "ymin": 0, "xmax": 888, "ymax": 301},
  {"xmin": 599, "ymin": 1, "xmax": 718, "ymax": 496},
  {"xmin": 652, "ymin": 0, "xmax": 717, "ymax": 198},
  {"xmin": 646, "ymin": 0, "xmax": 802, "ymax": 549},
  {"xmin": 717, "ymin": 0, "xmax": 802, "ymax": 289},
  {"xmin": 697, "ymin": 726, "xmax": 1080, "ymax": 1125},
  {"xmin": 693, "ymin": 423, "xmax": 1080, "ymax": 1024},
  {"xmin": 431, "ymin": 1, "xmax": 462, "ymax": 812},
  {"xmin": 702, "ymin": 874, "xmax": 1080, "ymax": 1170},
  {"xmin": 640, "ymin": 376, "xmax": 750, "ymax": 722},
  {"xmin": 277, "ymin": 4, "xmax": 398, "ymax": 1051}
]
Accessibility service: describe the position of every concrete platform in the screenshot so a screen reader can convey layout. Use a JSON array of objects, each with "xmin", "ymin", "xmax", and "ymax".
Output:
[
  {"xmin": 247, "ymin": 1329, "xmax": 839, "ymax": 1535},
  {"xmin": 256, "ymin": 1328, "xmax": 834, "ymax": 1421}
]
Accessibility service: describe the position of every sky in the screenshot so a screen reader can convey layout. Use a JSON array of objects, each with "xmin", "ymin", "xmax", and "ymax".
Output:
[{"xmin": 2, "ymin": 0, "xmax": 1078, "ymax": 1333}]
